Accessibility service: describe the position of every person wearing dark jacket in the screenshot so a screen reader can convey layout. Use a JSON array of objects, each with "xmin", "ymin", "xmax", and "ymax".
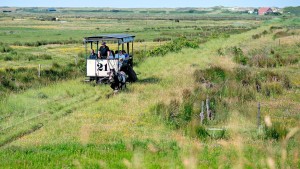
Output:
[
  {"xmin": 89, "ymin": 49, "xmax": 97, "ymax": 59},
  {"xmin": 98, "ymin": 42, "xmax": 110, "ymax": 59}
]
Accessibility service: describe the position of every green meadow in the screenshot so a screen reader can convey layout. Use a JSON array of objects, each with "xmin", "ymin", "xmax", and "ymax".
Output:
[{"xmin": 0, "ymin": 7, "xmax": 299, "ymax": 168}]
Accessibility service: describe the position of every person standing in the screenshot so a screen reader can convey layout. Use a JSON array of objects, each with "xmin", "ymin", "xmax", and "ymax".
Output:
[{"xmin": 98, "ymin": 42, "xmax": 110, "ymax": 59}]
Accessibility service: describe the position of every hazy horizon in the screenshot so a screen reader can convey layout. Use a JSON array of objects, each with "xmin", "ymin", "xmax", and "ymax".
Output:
[{"xmin": 0, "ymin": 0, "xmax": 299, "ymax": 8}]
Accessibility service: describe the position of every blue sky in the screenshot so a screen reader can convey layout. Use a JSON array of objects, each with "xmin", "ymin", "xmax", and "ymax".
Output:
[{"xmin": 0, "ymin": 0, "xmax": 299, "ymax": 8}]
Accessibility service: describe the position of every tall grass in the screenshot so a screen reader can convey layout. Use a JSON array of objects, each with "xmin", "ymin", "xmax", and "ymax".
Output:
[{"xmin": 0, "ymin": 60, "xmax": 85, "ymax": 98}]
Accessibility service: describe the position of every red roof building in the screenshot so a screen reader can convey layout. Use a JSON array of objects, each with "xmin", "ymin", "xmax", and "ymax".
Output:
[{"xmin": 258, "ymin": 7, "xmax": 273, "ymax": 15}]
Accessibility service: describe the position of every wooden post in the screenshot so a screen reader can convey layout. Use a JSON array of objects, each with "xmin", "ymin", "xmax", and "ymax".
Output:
[
  {"xmin": 200, "ymin": 101, "xmax": 204, "ymax": 124},
  {"xmin": 38, "ymin": 64, "xmax": 41, "ymax": 78},
  {"xmin": 279, "ymin": 39, "xmax": 281, "ymax": 46},
  {"xmin": 206, "ymin": 97, "xmax": 210, "ymax": 120},
  {"xmin": 257, "ymin": 102, "xmax": 261, "ymax": 128},
  {"xmin": 75, "ymin": 56, "xmax": 77, "ymax": 65}
]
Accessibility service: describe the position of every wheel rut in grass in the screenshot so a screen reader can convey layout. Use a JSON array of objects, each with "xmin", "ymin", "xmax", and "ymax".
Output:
[{"xmin": 0, "ymin": 89, "xmax": 103, "ymax": 147}]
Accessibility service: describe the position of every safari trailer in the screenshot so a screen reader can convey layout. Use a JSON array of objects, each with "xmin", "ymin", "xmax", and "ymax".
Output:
[{"xmin": 83, "ymin": 34, "xmax": 137, "ymax": 84}]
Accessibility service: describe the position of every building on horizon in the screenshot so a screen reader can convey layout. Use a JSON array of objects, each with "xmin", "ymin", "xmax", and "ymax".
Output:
[{"xmin": 258, "ymin": 7, "xmax": 273, "ymax": 15}]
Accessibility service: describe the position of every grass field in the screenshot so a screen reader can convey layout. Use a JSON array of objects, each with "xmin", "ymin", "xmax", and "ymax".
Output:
[{"xmin": 0, "ymin": 8, "xmax": 299, "ymax": 168}]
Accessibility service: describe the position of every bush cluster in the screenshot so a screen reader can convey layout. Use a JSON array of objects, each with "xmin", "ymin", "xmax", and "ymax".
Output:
[
  {"xmin": 1, "ymin": 52, "xmax": 53, "ymax": 62},
  {"xmin": 272, "ymin": 31, "xmax": 293, "ymax": 39},
  {"xmin": 230, "ymin": 46, "xmax": 248, "ymax": 65},
  {"xmin": 0, "ymin": 43, "xmax": 13, "ymax": 53},
  {"xmin": 153, "ymin": 37, "xmax": 171, "ymax": 42},
  {"xmin": 252, "ymin": 30, "xmax": 270, "ymax": 39},
  {"xmin": 0, "ymin": 60, "xmax": 85, "ymax": 98},
  {"xmin": 12, "ymin": 39, "xmax": 82, "ymax": 47},
  {"xmin": 147, "ymin": 38, "xmax": 198, "ymax": 57},
  {"xmin": 264, "ymin": 122, "xmax": 288, "ymax": 140},
  {"xmin": 194, "ymin": 66, "xmax": 291, "ymax": 100},
  {"xmin": 153, "ymin": 55, "xmax": 293, "ymax": 141},
  {"xmin": 135, "ymin": 39, "xmax": 145, "ymax": 42},
  {"xmin": 153, "ymin": 67, "xmax": 235, "ymax": 139},
  {"xmin": 151, "ymin": 89, "xmax": 215, "ymax": 140},
  {"xmin": 229, "ymin": 44, "xmax": 299, "ymax": 67}
]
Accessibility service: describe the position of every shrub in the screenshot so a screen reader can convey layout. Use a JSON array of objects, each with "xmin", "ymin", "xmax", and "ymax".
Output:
[
  {"xmin": 262, "ymin": 30, "xmax": 269, "ymax": 35},
  {"xmin": 52, "ymin": 62, "xmax": 61, "ymax": 68},
  {"xmin": 264, "ymin": 122, "xmax": 288, "ymax": 140},
  {"xmin": 133, "ymin": 50, "xmax": 147, "ymax": 64},
  {"xmin": 270, "ymin": 26, "xmax": 283, "ymax": 31},
  {"xmin": 252, "ymin": 34, "xmax": 261, "ymax": 39},
  {"xmin": 182, "ymin": 102, "xmax": 193, "ymax": 122},
  {"xmin": 167, "ymin": 99, "xmax": 181, "ymax": 128},
  {"xmin": 248, "ymin": 54, "xmax": 276, "ymax": 68},
  {"xmin": 135, "ymin": 39, "xmax": 145, "ymax": 42},
  {"xmin": 20, "ymin": 74, "xmax": 35, "ymax": 83},
  {"xmin": 217, "ymin": 48, "xmax": 224, "ymax": 56},
  {"xmin": 284, "ymin": 55, "xmax": 299, "ymax": 65},
  {"xmin": 182, "ymin": 89, "xmax": 192, "ymax": 101},
  {"xmin": 229, "ymin": 46, "xmax": 249, "ymax": 65},
  {"xmin": 4, "ymin": 56, "xmax": 13, "ymax": 61},
  {"xmin": 233, "ymin": 54, "xmax": 248, "ymax": 65},
  {"xmin": 237, "ymin": 86, "xmax": 256, "ymax": 102},
  {"xmin": 0, "ymin": 59, "xmax": 84, "ymax": 95},
  {"xmin": 234, "ymin": 67, "xmax": 253, "ymax": 86},
  {"xmin": 153, "ymin": 37, "xmax": 171, "ymax": 42},
  {"xmin": 12, "ymin": 41, "xmax": 23, "ymax": 46},
  {"xmin": 37, "ymin": 92, "xmax": 48, "ymax": 99},
  {"xmin": 151, "ymin": 103, "xmax": 167, "ymax": 116},
  {"xmin": 194, "ymin": 66, "xmax": 227, "ymax": 83},
  {"xmin": 262, "ymin": 82, "xmax": 283, "ymax": 97},
  {"xmin": 0, "ymin": 44, "xmax": 13, "ymax": 53},
  {"xmin": 35, "ymin": 40, "xmax": 48, "ymax": 46},
  {"xmin": 27, "ymin": 55, "xmax": 37, "ymax": 61},
  {"xmin": 282, "ymin": 75, "xmax": 292, "ymax": 89},
  {"xmin": 230, "ymin": 46, "xmax": 244, "ymax": 56},
  {"xmin": 255, "ymin": 70, "xmax": 291, "ymax": 89},
  {"xmin": 0, "ymin": 77, "xmax": 16, "ymax": 90},
  {"xmin": 195, "ymin": 125, "xmax": 209, "ymax": 139},
  {"xmin": 38, "ymin": 54, "xmax": 52, "ymax": 60},
  {"xmin": 147, "ymin": 38, "xmax": 198, "ymax": 57},
  {"xmin": 273, "ymin": 31, "xmax": 291, "ymax": 39}
]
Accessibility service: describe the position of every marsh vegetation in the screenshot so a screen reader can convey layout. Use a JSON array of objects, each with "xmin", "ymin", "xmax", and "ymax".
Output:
[{"xmin": 0, "ymin": 7, "xmax": 299, "ymax": 168}]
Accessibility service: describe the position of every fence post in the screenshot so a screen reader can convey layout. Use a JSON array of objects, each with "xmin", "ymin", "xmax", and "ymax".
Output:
[
  {"xmin": 75, "ymin": 56, "xmax": 78, "ymax": 65},
  {"xmin": 200, "ymin": 101, "xmax": 204, "ymax": 124},
  {"xmin": 257, "ymin": 102, "xmax": 261, "ymax": 128},
  {"xmin": 206, "ymin": 97, "xmax": 210, "ymax": 120},
  {"xmin": 38, "ymin": 64, "xmax": 41, "ymax": 78}
]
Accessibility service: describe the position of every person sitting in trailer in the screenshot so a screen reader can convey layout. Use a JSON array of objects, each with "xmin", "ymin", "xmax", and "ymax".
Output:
[
  {"xmin": 108, "ymin": 50, "xmax": 115, "ymax": 59},
  {"xmin": 89, "ymin": 49, "xmax": 97, "ymax": 59},
  {"xmin": 98, "ymin": 42, "xmax": 110, "ymax": 59},
  {"xmin": 122, "ymin": 50, "xmax": 129, "ymax": 60},
  {"xmin": 114, "ymin": 50, "xmax": 119, "ymax": 59},
  {"xmin": 118, "ymin": 57, "xmax": 124, "ymax": 70},
  {"xmin": 118, "ymin": 50, "xmax": 126, "ymax": 60}
]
